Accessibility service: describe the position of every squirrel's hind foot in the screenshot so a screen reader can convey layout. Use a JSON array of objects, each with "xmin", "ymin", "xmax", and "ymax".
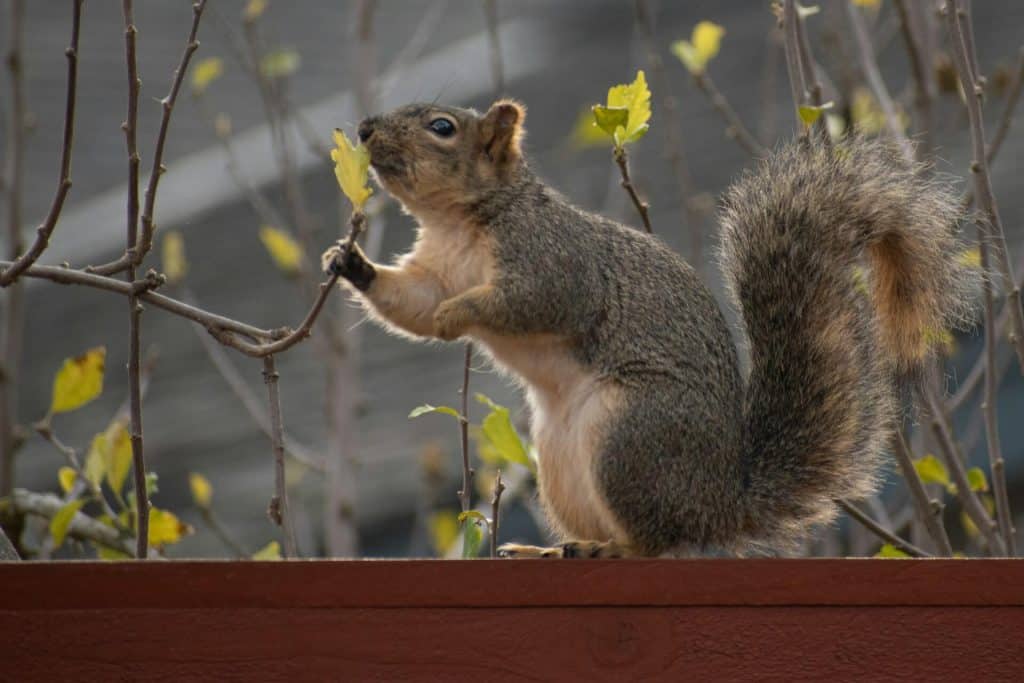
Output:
[{"xmin": 497, "ymin": 540, "xmax": 630, "ymax": 559}]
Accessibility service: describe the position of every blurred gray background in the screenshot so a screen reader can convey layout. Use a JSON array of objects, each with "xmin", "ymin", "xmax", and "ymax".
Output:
[{"xmin": 3, "ymin": 0, "xmax": 1023, "ymax": 557}]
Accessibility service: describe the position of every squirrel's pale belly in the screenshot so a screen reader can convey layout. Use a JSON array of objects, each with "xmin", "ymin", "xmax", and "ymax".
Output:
[{"xmin": 473, "ymin": 330, "xmax": 630, "ymax": 543}]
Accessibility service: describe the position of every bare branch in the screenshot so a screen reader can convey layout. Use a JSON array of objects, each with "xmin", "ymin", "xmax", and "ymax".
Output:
[
  {"xmin": 894, "ymin": 0, "xmax": 935, "ymax": 155},
  {"xmin": 689, "ymin": 70, "xmax": 767, "ymax": 157},
  {"xmin": 262, "ymin": 356, "xmax": 298, "ymax": 558},
  {"xmin": 457, "ymin": 344, "xmax": 474, "ymax": 515},
  {"xmin": 612, "ymin": 146, "xmax": 652, "ymax": 234},
  {"xmin": 489, "ymin": 469, "xmax": 505, "ymax": 558},
  {"xmin": 944, "ymin": 0, "xmax": 1024, "ymax": 373},
  {"xmin": 985, "ymin": 45, "xmax": 1024, "ymax": 167},
  {"xmin": 893, "ymin": 432, "xmax": 954, "ymax": 556},
  {"xmin": 837, "ymin": 499, "xmax": 932, "ymax": 558},
  {"xmin": 0, "ymin": 0, "xmax": 81, "ymax": 286}
]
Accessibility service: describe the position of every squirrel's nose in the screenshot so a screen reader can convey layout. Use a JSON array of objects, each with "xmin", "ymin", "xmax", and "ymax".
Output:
[{"xmin": 357, "ymin": 118, "xmax": 377, "ymax": 143}]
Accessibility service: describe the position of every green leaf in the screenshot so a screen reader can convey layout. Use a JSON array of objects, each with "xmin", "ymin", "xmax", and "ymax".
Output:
[
  {"xmin": 797, "ymin": 101, "xmax": 834, "ymax": 127},
  {"xmin": 331, "ymin": 128, "xmax": 373, "ymax": 210},
  {"xmin": 458, "ymin": 509, "xmax": 489, "ymax": 526},
  {"xmin": 252, "ymin": 540, "xmax": 283, "ymax": 560},
  {"xmin": 569, "ymin": 106, "xmax": 612, "ymax": 148},
  {"xmin": 408, "ymin": 404, "xmax": 462, "ymax": 420},
  {"xmin": 49, "ymin": 347, "xmax": 106, "ymax": 415},
  {"xmin": 591, "ymin": 106, "xmax": 629, "ymax": 137},
  {"xmin": 967, "ymin": 466, "xmax": 989, "ymax": 493},
  {"xmin": 462, "ymin": 518, "xmax": 484, "ymax": 558},
  {"xmin": 475, "ymin": 394, "xmax": 532, "ymax": 471},
  {"xmin": 260, "ymin": 49, "xmax": 300, "ymax": 79},
  {"xmin": 874, "ymin": 543, "xmax": 910, "ymax": 558},
  {"xmin": 603, "ymin": 70, "xmax": 651, "ymax": 147},
  {"xmin": 144, "ymin": 472, "xmax": 159, "ymax": 497},
  {"xmin": 50, "ymin": 499, "xmax": 86, "ymax": 548},
  {"xmin": 106, "ymin": 424, "xmax": 133, "ymax": 496},
  {"xmin": 913, "ymin": 454, "xmax": 953, "ymax": 493}
]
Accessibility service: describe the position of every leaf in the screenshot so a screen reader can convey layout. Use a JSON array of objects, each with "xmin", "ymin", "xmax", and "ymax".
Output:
[
  {"xmin": 106, "ymin": 423, "xmax": 133, "ymax": 496},
  {"xmin": 961, "ymin": 494, "xmax": 996, "ymax": 538},
  {"xmin": 408, "ymin": 404, "xmax": 462, "ymax": 420},
  {"xmin": 797, "ymin": 101, "xmax": 834, "ymax": 127},
  {"xmin": 259, "ymin": 225, "xmax": 304, "ymax": 274},
  {"xmin": 967, "ymin": 466, "xmax": 989, "ymax": 493},
  {"xmin": 850, "ymin": 87, "xmax": 908, "ymax": 135},
  {"xmin": 189, "ymin": 472, "xmax": 213, "ymax": 508},
  {"xmin": 475, "ymin": 394, "xmax": 532, "ymax": 471},
  {"xmin": 49, "ymin": 347, "xmax": 105, "ymax": 415},
  {"xmin": 458, "ymin": 509, "xmax": 489, "ymax": 526},
  {"xmin": 190, "ymin": 56, "xmax": 223, "ymax": 96},
  {"xmin": 874, "ymin": 543, "xmax": 910, "ymax": 558},
  {"xmin": 252, "ymin": 541, "xmax": 283, "ymax": 560},
  {"xmin": 50, "ymin": 499, "xmax": 86, "ymax": 548},
  {"xmin": 958, "ymin": 248, "xmax": 981, "ymax": 269},
  {"xmin": 147, "ymin": 507, "xmax": 193, "ymax": 548},
  {"xmin": 670, "ymin": 21, "xmax": 725, "ymax": 75},
  {"xmin": 914, "ymin": 454, "xmax": 953, "ymax": 493},
  {"xmin": 84, "ymin": 433, "xmax": 107, "ymax": 489},
  {"xmin": 604, "ymin": 70, "xmax": 652, "ymax": 147},
  {"xmin": 428, "ymin": 511, "xmax": 459, "ymax": 556},
  {"xmin": 162, "ymin": 231, "xmax": 188, "ymax": 285},
  {"xmin": 243, "ymin": 0, "xmax": 267, "ymax": 21},
  {"xmin": 591, "ymin": 106, "xmax": 629, "ymax": 137},
  {"xmin": 462, "ymin": 517, "xmax": 484, "ymax": 558},
  {"xmin": 58, "ymin": 466, "xmax": 77, "ymax": 494},
  {"xmin": 95, "ymin": 544, "xmax": 131, "ymax": 561},
  {"xmin": 260, "ymin": 49, "xmax": 300, "ymax": 79},
  {"xmin": 569, "ymin": 107, "xmax": 612, "ymax": 148},
  {"xmin": 331, "ymin": 129, "xmax": 373, "ymax": 210}
]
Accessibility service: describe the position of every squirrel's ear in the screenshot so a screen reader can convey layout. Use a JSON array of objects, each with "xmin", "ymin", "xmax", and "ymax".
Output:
[{"xmin": 479, "ymin": 99, "xmax": 525, "ymax": 166}]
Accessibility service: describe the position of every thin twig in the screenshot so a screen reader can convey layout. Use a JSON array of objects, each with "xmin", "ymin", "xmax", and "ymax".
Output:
[
  {"xmin": 7, "ymin": 489, "xmax": 151, "ymax": 558},
  {"xmin": 843, "ymin": 0, "xmax": 915, "ymax": 162},
  {"xmin": 690, "ymin": 70, "xmax": 767, "ymax": 157},
  {"xmin": 262, "ymin": 356, "xmax": 298, "ymax": 558},
  {"xmin": 0, "ymin": 0, "xmax": 26, "ymax": 499},
  {"xmin": 489, "ymin": 469, "xmax": 505, "ymax": 558},
  {"xmin": 944, "ymin": 0, "xmax": 1024, "ymax": 374},
  {"xmin": 457, "ymin": 344, "xmax": 473, "ymax": 515},
  {"xmin": 924, "ymin": 386, "xmax": 1008, "ymax": 555},
  {"xmin": 483, "ymin": 0, "xmax": 504, "ymax": 95},
  {"xmin": 893, "ymin": 432, "xmax": 954, "ymax": 556},
  {"xmin": 894, "ymin": 0, "xmax": 935, "ymax": 155},
  {"xmin": 977, "ymin": 226, "xmax": 1016, "ymax": 554},
  {"xmin": 837, "ymin": 499, "xmax": 932, "ymax": 558},
  {"xmin": 0, "ymin": 0, "xmax": 81, "ymax": 286},
  {"xmin": 198, "ymin": 508, "xmax": 248, "ymax": 559},
  {"xmin": 90, "ymin": 0, "xmax": 209, "ymax": 275},
  {"xmin": 612, "ymin": 146, "xmax": 652, "ymax": 233}
]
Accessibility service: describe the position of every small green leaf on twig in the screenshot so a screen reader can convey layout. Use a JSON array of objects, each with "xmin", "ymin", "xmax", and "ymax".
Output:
[
  {"xmin": 913, "ymin": 454, "xmax": 954, "ymax": 493},
  {"xmin": 670, "ymin": 21, "xmax": 725, "ymax": 75},
  {"xmin": 408, "ymin": 404, "xmax": 462, "ymax": 420},
  {"xmin": 967, "ymin": 467, "xmax": 989, "ymax": 493},
  {"xmin": 797, "ymin": 101, "xmax": 834, "ymax": 127},
  {"xmin": 462, "ymin": 517, "xmax": 485, "ymax": 558},
  {"xmin": 260, "ymin": 49, "xmax": 300, "ymax": 80},
  {"xmin": 252, "ymin": 541, "xmax": 282, "ymax": 560},
  {"xmin": 874, "ymin": 543, "xmax": 911, "ymax": 558},
  {"xmin": 50, "ymin": 499, "xmax": 86, "ymax": 548},
  {"xmin": 595, "ymin": 70, "xmax": 651, "ymax": 148},
  {"xmin": 191, "ymin": 57, "xmax": 223, "ymax": 96}
]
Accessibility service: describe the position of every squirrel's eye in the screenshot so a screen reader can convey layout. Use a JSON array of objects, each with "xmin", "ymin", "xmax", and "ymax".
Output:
[{"xmin": 428, "ymin": 118, "xmax": 456, "ymax": 137}]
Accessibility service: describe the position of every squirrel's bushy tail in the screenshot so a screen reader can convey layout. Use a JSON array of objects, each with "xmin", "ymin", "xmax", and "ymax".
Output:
[{"xmin": 718, "ymin": 138, "xmax": 976, "ymax": 547}]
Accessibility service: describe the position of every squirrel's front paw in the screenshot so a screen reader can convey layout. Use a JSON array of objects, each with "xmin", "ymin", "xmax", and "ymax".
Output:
[
  {"xmin": 321, "ymin": 239, "xmax": 375, "ymax": 292},
  {"xmin": 433, "ymin": 300, "xmax": 469, "ymax": 341}
]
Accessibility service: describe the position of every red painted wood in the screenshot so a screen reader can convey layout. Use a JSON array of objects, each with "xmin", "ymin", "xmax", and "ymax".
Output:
[{"xmin": 1, "ymin": 560, "xmax": 1021, "ymax": 681}]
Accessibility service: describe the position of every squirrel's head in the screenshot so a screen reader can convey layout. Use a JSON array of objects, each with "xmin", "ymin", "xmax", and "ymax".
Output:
[{"xmin": 356, "ymin": 99, "xmax": 527, "ymax": 216}]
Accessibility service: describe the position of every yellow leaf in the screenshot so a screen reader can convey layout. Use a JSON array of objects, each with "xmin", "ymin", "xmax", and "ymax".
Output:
[
  {"xmin": 106, "ymin": 423, "xmax": 133, "ymax": 496},
  {"xmin": 604, "ymin": 70, "xmax": 652, "ymax": 147},
  {"xmin": 261, "ymin": 49, "xmax": 300, "ymax": 80},
  {"xmin": 958, "ymin": 248, "xmax": 981, "ymax": 269},
  {"xmin": 243, "ymin": 0, "xmax": 267, "ymax": 21},
  {"xmin": 874, "ymin": 543, "xmax": 910, "ymax": 558},
  {"xmin": 331, "ymin": 129, "xmax": 373, "ymax": 210},
  {"xmin": 95, "ymin": 544, "xmax": 131, "ymax": 561},
  {"xmin": 670, "ymin": 21, "xmax": 725, "ymax": 75},
  {"xmin": 428, "ymin": 510, "xmax": 459, "ymax": 556},
  {"xmin": 49, "ymin": 347, "xmax": 105, "ymax": 415},
  {"xmin": 58, "ymin": 467, "xmax": 77, "ymax": 494},
  {"xmin": 252, "ymin": 540, "xmax": 282, "ymax": 560},
  {"xmin": 84, "ymin": 433, "xmax": 107, "ymax": 489},
  {"xmin": 148, "ymin": 507, "xmax": 193, "ymax": 548},
  {"xmin": 189, "ymin": 472, "xmax": 213, "ymax": 509},
  {"xmin": 162, "ymin": 231, "xmax": 188, "ymax": 285},
  {"xmin": 914, "ymin": 454, "xmax": 954, "ymax": 493},
  {"xmin": 259, "ymin": 225, "xmax": 304, "ymax": 274},
  {"xmin": 570, "ymin": 106, "xmax": 612, "ymax": 148},
  {"xmin": 798, "ymin": 102, "xmax": 833, "ymax": 127},
  {"xmin": 50, "ymin": 499, "xmax": 86, "ymax": 548},
  {"xmin": 967, "ymin": 466, "xmax": 989, "ymax": 493},
  {"xmin": 190, "ymin": 57, "xmax": 223, "ymax": 96}
]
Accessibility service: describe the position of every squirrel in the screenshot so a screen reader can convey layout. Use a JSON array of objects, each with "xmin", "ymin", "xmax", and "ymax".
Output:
[{"xmin": 322, "ymin": 99, "xmax": 976, "ymax": 558}]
